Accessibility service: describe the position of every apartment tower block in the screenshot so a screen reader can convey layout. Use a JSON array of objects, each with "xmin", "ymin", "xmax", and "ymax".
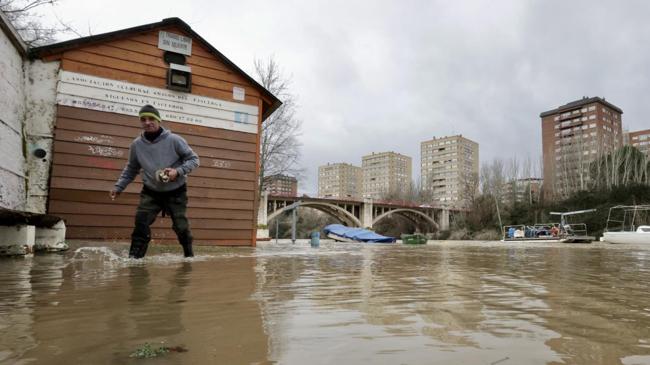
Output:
[
  {"xmin": 624, "ymin": 129, "xmax": 650, "ymax": 156},
  {"xmin": 263, "ymin": 174, "xmax": 298, "ymax": 196},
  {"xmin": 540, "ymin": 96, "xmax": 623, "ymax": 198},
  {"xmin": 362, "ymin": 152, "xmax": 412, "ymax": 199},
  {"xmin": 420, "ymin": 135, "xmax": 479, "ymax": 206},
  {"xmin": 318, "ymin": 163, "xmax": 363, "ymax": 199}
]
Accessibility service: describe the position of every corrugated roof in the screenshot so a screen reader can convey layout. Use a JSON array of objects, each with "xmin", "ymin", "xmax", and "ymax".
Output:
[
  {"xmin": 540, "ymin": 96, "xmax": 623, "ymax": 117},
  {"xmin": 29, "ymin": 17, "xmax": 281, "ymax": 121}
]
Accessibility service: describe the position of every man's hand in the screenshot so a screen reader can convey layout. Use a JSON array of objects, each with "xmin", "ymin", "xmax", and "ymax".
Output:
[
  {"xmin": 164, "ymin": 168, "xmax": 179, "ymax": 181},
  {"xmin": 110, "ymin": 189, "xmax": 121, "ymax": 201}
]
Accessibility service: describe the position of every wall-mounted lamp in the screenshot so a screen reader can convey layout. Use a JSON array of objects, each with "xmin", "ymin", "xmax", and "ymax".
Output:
[{"xmin": 167, "ymin": 63, "xmax": 192, "ymax": 92}]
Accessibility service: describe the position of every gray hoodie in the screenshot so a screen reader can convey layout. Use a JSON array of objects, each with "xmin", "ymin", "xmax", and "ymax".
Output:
[{"xmin": 114, "ymin": 128, "xmax": 200, "ymax": 193}]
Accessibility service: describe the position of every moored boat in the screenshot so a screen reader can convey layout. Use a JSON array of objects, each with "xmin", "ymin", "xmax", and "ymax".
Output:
[
  {"xmin": 502, "ymin": 223, "xmax": 563, "ymax": 243},
  {"xmin": 323, "ymin": 224, "xmax": 396, "ymax": 243},
  {"xmin": 502, "ymin": 209, "xmax": 596, "ymax": 243},
  {"xmin": 602, "ymin": 205, "xmax": 650, "ymax": 244},
  {"xmin": 401, "ymin": 233, "xmax": 428, "ymax": 245}
]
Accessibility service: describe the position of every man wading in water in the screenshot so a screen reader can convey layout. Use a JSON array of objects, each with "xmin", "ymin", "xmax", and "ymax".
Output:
[{"xmin": 110, "ymin": 105, "xmax": 200, "ymax": 258}]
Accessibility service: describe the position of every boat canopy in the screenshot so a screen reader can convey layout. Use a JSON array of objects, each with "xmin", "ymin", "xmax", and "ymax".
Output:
[
  {"xmin": 550, "ymin": 209, "xmax": 596, "ymax": 226},
  {"xmin": 324, "ymin": 224, "xmax": 396, "ymax": 243},
  {"xmin": 606, "ymin": 205, "xmax": 650, "ymax": 232},
  {"xmin": 549, "ymin": 209, "xmax": 597, "ymax": 217}
]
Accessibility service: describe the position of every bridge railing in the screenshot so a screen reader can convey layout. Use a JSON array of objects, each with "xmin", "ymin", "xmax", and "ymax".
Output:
[{"xmin": 268, "ymin": 195, "xmax": 459, "ymax": 210}]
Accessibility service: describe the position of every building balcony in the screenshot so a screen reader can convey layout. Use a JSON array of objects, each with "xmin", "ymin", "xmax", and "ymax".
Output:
[
  {"xmin": 559, "ymin": 111, "xmax": 583, "ymax": 121},
  {"xmin": 559, "ymin": 120, "xmax": 583, "ymax": 129}
]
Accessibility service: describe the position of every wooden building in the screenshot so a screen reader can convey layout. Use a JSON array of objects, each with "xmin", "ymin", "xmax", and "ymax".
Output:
[{"xmin": 29, "ymin": 18, "xmax": 280, "ymax": 246}]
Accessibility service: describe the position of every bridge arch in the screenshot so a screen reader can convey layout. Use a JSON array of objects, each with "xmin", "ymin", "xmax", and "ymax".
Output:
[
  {"xmin": 372, "ymin": 208, "xmax": 439, "ymax": 230},
  {"xmin": 267, "ymin": 201, "xmax": 363, "ymax": 227}
]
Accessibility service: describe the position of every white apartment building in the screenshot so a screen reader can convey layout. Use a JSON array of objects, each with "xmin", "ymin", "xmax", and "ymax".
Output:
[
  {"xmin": 318, "ymin": 163, "xmax": 363, "ymax": 199},
  {"xmin": 362, "ymin": 152, "xmax": 412, "ymax": 199},
  {"xmin": 421, "ymin": 135, "xmax": 479, "ymax": 206}
]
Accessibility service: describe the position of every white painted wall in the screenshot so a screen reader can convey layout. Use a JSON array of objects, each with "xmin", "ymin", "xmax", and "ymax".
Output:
[
  {"xmin": 24, "ymin": 60, "xmax": 59, "ymax": 213},
  {"xmin": 0, "ymin": 25, "xmax": 26, "ymax": 211}
]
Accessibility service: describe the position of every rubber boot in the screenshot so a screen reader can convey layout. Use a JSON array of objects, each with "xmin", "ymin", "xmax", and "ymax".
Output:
[
  {"xmin": 181, "ymin": 243, "xmax": 194, "ymax": 258},
  {"xmin": 178, "ymin": 232, "xmax": 194, "ymax": 258},
  {"xmin": 129, "ymin": 241, "xmax": 148, "ymax": 259}
]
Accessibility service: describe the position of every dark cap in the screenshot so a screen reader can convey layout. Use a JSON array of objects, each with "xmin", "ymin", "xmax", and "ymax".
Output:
[{"xmin": 139, "ymin": 104, "xmax": 161, "ymax": 122}]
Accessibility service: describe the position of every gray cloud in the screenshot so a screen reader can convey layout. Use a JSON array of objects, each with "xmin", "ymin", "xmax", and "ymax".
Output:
[{"xmin": 42, "ymin": 0, "xmax": 650, "ymax": 194}]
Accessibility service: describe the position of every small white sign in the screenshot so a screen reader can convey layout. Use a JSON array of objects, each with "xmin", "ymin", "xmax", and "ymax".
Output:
[
  {"xmin": 233, "ymin": 86, "xmax": 245, "ymax": 101},
  {"xmin": 158, "ymin": 31, "xmax": 192, "ymax": 56}
]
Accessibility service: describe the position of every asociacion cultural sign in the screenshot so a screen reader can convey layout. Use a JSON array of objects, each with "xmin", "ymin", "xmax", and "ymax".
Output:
[{"xmin": 56, "ymin": 71, "xmax": 259, "ymax": 134}]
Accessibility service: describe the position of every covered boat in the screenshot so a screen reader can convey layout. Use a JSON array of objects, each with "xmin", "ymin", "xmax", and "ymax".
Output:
[{"xmin": 323, "ymin": 224, "xmax": 396, "ymax": 243}]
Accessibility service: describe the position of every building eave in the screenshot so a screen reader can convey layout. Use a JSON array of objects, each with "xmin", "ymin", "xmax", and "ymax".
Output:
[
  {"xmin": 29, "ymin": 17, "xmax": 281, "ymax": 121},
  {"xmin": 540, "ymin": 96, "xmax": 623, "ymax": 118}
]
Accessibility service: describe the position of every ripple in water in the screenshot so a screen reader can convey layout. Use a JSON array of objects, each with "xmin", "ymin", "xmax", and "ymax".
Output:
[{"xmin": 1, "ymin": 241, "xmax": 650, "ymax": 364}]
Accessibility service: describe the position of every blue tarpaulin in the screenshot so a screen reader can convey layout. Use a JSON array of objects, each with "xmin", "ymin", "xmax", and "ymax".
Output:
[{"xmin": 323, "ymin": 224, "xmax": 396, "ymax": 243}]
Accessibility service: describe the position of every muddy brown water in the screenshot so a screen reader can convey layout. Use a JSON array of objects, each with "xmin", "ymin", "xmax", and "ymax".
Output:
[{"xmin": 1, "ymin": 240, "xmax": 650, "ymax": 365}]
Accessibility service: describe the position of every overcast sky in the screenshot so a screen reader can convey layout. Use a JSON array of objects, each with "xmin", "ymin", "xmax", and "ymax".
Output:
[{"xmin": 35, "ymin": 0, "xmax": 650, "ymax": 194}]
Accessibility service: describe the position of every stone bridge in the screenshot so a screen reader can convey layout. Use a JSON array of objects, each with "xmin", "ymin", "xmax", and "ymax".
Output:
[{"xmin": 258, "ymin": 193, "xmax": 458, "ymax": 232}]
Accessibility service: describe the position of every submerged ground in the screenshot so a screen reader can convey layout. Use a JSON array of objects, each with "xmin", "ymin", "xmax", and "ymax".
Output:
[{"xmin": 1, "ymin": 239, "xmax": 650, "ymax": 364}]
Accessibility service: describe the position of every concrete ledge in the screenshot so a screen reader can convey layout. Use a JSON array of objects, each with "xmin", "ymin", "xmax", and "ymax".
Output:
[
  {"xmin": 0, "ymin": 207, "xmax": 61, "ymax": 227},
  {"xmin": 35, "ymin": 220, "xmax": 68, "ymax": 252},
  {"xmin": 0, "ymin": 207, "xmax": 67, "ymax": 256},
  {"xmin": 256, "ymin": 228, "xmax": 269, "ymax": 239},
  {"xmin": 0, "ymin": 225, "xmax": 35, "ymax": 256}
]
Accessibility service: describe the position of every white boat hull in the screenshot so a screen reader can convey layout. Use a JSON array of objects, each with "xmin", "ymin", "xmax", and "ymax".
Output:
[
  {"xmin": 602, "ymin": 232, "xmax": 650, "ymax": 244},
  {"xmin": 327, "ymin": 233, "xmax": 359, "ymax": 243}
]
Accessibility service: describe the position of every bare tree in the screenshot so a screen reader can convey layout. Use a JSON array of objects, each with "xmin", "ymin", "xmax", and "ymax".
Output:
[
  {"xmin": 461, "ymin": 171, "xmax": 480, "ymax": 208},
  {"xmin": 480, "ymin": 158, "xmax": 507, "ymax": 203},
  {"xmin": 590, "ymin": 145, "xmax": 649, "ymax": 190},
  {"xmin": 381, "ymin": 179, "xmax": 431, "ymax": 205},
  {"xmin": 254, "ymin": 57, "xmax": 302, "ymax": 201},
  {"xmin": 553, "ymin": 128, "xmax": 599, "ymax": 199},
  {"xmin": 522, "ymin": 155, "xmax": 535, "ymax": 205},
  {"xmin": 504, "ymin": 156, "xmax": 520, "ymax": 207},
  {"xmin": 1, "ymin": 0, "xmax": 81, "ymax": 46}
]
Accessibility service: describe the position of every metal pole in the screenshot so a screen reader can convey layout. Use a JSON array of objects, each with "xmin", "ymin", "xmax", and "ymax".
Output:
[
  {"xmin": 291, "ymin": 208, "xmax": 297, "ymax": 244},
  {"xmin": 494, "ymin": 195, "xmax": 503, "ymax": 236},
  {"xmin": 275, "ymin": 218, "xmax": 279, "ymax": 243}
]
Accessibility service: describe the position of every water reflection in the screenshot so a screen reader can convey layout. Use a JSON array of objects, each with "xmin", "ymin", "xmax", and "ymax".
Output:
[
  {"xmin": 1, "ymin": 241, "xmax": 650, "ymax": 364},
  {"xmin": 0, "ymin": 257, "xmax": 37, "ymax": 365},
  {"xmin": 253, "ymin": 243, "xmax": 650, "ymax": 365},
  {"xmin": 0, "ymin": 254, "xmax": 67, "ymax": 365},
  {"xmin": 0, "ymin": 245, "xmax": 270, "ymax": 364}
]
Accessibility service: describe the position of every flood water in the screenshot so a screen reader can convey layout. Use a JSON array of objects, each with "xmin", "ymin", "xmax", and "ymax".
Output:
[{"xmin": 1, "ymin": 240, "xmax": 650, "ymax": 365}]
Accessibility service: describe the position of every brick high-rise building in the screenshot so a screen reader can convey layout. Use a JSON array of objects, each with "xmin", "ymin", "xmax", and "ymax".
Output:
[
  {"xmin": 362, "ymin": 152, "xmax": 412, "ymax": 199},
  {"xmin": 263, "ymin": 174, "xmax": 298, "ymax": 196},
  {"xmin": 540, "ymin": 96, "xmax": 623, "ymax": 198},
  {"xmin": 503, "ymin": 178, "xmax": 543, "ymax": 205},
  {"xmin": 420, "ymin": 135, "xmax": 479, "ymax": 206},
  {"xmin": 624, "ymin": 128, "xmax": 650, "ymax": 156},
  {"xmin": 318, "ymin": 163, "xmax": 363, "ymax": 199}
]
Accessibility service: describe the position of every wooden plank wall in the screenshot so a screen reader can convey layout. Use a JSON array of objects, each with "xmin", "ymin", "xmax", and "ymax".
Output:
[{"xmin": 47, "ymin": 26, "xmax": 267, "ymax": 245}]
